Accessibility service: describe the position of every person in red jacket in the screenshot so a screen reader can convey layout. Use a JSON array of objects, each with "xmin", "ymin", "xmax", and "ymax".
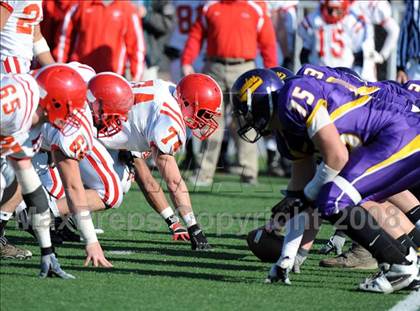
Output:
[
  {"xmin": 181, "ymin": 0, "xmax": 278, "ymax": 186},
  {"xmin": 41, "ymin": 0, "xmax": 80, "ymax": 52},
  {"xmin": 53, "ymin": 0, "xmax": 145, "ymax": 81}
]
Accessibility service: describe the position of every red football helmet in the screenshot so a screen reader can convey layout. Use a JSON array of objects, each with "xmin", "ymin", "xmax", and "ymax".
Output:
[
  {"xmin": 175, "ymin": 73, "xmax": 222, "ymax": 140},
  {"xmin": 36, "ymin": 64, "xmax": 87, "ymax": 129},
  {"xmin": 87, "ymin": 72, "xmax": 134, "ymax": 138},
  {"xmin": 320, "ymin": 0, "xmax": 350, "ymax": 24}
]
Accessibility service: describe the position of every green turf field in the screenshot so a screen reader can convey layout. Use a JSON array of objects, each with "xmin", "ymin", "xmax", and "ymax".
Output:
[{"xmin": 0, "ymin": 173, "xmax": 409, "ymax": 311}]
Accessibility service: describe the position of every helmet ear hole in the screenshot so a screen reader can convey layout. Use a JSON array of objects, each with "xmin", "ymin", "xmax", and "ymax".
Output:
[{"xmin": 53, "ymin": 101, "xmax": 61, "ymax": 109}]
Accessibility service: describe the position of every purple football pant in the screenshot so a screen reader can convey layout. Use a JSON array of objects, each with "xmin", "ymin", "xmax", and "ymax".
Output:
[{"xmin": 317, "ymin": 114, "xmax": 420, "ymax": 217}]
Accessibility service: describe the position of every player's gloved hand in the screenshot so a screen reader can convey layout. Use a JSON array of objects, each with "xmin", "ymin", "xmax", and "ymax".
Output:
[
  {"xmin": 39, "ymin": 253, "xmax": 76, "ymax": 279},
  {"xmin": 265, "ymin": 257, "xmax": 292, "ymax": 285},
  {"xmin": 84, "ymin": 241, "xmax": 113, "ymax": 268},
  {"xmin": 188, "ymin": 225, "xmax": 212, "ymax": 251},
  {"xmin": 271, "ymin": 191, "xmax": 310, "ymax": 225},
  {"xmin": 169, "ymin": 222, "xmax": 190, "ymax": 241},
  {"xmin": 369, "ymin": 50, "xmax": 384, "ymax": 64}
]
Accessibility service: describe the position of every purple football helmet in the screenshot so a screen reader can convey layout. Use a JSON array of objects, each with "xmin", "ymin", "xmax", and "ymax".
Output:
[
  {"xmin": 231, "ymin": 68, "xmax": 284, "ymax": 143},
  {"xmin": 270, "ymin": 66, "xmax": 294, "ymax": 81}
]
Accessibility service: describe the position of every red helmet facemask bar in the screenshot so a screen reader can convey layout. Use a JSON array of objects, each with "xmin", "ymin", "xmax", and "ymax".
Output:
[
  {"xmin": 90, "ymin": 100, "xmax": 127, "ymax": 138},
  {"xmin": 186, "ymin": 109, "xmax": 219, "ymax": 141}
]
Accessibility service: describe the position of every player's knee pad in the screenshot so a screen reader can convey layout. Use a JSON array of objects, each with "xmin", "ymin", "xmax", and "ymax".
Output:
[
  {"xmin": 316, "ymin": 176, "xmax": 362, "ymax": 218},
  {"xmin": 22, "ymin": 185, "xmax": 50, "ymax": 214}
]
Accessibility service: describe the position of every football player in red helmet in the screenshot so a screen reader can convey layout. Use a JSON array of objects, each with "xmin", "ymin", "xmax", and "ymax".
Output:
[
  {"xmin": 35, "ymin": 64, "xmax": 112, "ymax": 269},
  {"xmin": 320, "ymin": 0, "xmax": 350, "ymax": 24},
  {"xmin": 36, "ymin": 64, "xmax": 87, "ymax": 130},
  {"xmin": 94, "ymin": 74, "xmax": 223, "ymax": 250},
  {"xmin": 87, "ymin": 72, "xmax": 135, "ymax": 138},
  {"xmin": 175, "ymin": 73, "xmax": 222, "ymax": 140}
]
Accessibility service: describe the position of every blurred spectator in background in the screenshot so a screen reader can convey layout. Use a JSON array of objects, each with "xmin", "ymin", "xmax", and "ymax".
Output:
[
  {"xmin": 350, "ymin": 0, "xmax": 399, "ymax": 81},
  {"xmin": 141, "ymin": 0, "xmax": 174, "ymax": 80},
  {"xmin": 270, "ymin": 0, "xmax": 298, "ymax": 70},
  {"xmin": 54, "ymin": 0, "xmax": 145, "ymax": 81},
  {"xmin": 181, "ymin": 0, "xmax": 277, "ymax": 186},
  {"xmin": 396, "ymin": 0, "xmax": 420, "ymax": 82},
  {"xmin": 1, "ymin": 0, "xmax": 54, "ymax": 73},
  {"xmin": 298, "ymin": 0, "xmax": 367, "ymax": 71},
  {"xmin": 165, "ymin": 0, "xmax": 205, "ymax": 83},
  {"xmin": 42, "ymin": 0, "xmax": 80, "ymax": 52},
  {"xmin": 164, "ymin": 0, "xmax": 206, "ymax": 171}
]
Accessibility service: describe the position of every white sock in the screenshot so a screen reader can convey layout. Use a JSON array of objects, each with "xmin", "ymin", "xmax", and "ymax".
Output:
[
  {"xmin": 182, "ymin": 212, "xmax": 197, "ymax": 228},
  {"xmin": 32, "ymin": 210, "xmax": 52, "ymax": 248},
  {"xmin": 160, "ymin": 207, "xmax": 175, "ymax": 219},
  {"xmin": 278, "ymin": 212, "xmax": 307, "ymax": 266},
  {"xmin": 0, "ymin": 211, "xmax": 13, "ymax": 221}
]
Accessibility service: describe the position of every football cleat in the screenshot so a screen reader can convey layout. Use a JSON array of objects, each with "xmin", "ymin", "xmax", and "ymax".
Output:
[
  {"xmin": 265, "ymin": 257, "xmax": 292, "ymax": 285},
  {"xmin": 54, "ymin": 217, "xmax": 82, "ymax": 243},
  {"xmin": 0, "ymin": 236, "xmax": 32, "ymax": 260},
  {"xmin": 39, "ymin": 253, "xmax": 76, "ymax": 279},
  {"xmin": 188, "ymin": 226, "xmax": 212, "ymax": 251},
  {"xmin": 169, "ymin": 222, "xmax": 190, "ymax": 241},
  {"xmin": 319, "ymin": 234, "xmax": 346, "ymax": 255},
  {"xmin": 359, "ymin": 248, "xmax": 418, "ymax": 294}
]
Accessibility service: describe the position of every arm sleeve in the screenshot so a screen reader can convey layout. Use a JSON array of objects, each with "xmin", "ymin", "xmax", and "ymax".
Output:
[
  {"xmin": 280, "ymin": 80, "xmax": 332, "ymax": 139},
  {"xmin": 146, "ymin": 114, "xmax": 186, "ymax": 156},
  {"xmin": 180, "ymin": 13, "xmax": 205, "ymax": 66},
  {"xmin": 350, "ymin": 16, "xmax": 368, "ymax": 53},
  {"xmin": 125, "ymin": 9, "xmax": 146, "ymax": 82},
  {"xmin": 43, "ymin": 125, "xmax": 92, "ymax": 161},
  {"xmin": 0, "ymin": 1, "xmax": 15, "ymax": 13},
  {"xmin": 258, "ymin": 5, "xmax": 278, "ymax": 68},
  {"xmin": 380, "ymin": 17, "xmax": 399, "ymax": 60},
  {"xmin": 52, "ymin": 4, "xmax": 78, "ymax": 63}
]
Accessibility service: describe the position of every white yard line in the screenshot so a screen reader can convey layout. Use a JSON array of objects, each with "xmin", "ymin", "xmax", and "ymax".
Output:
[{"xmin": 389, "ymin": 291, "xmax": 420, "ymax": 311}]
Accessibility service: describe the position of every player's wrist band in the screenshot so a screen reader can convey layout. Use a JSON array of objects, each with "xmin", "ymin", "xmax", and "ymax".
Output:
[
  {"xmin": 74, "ymin": 211, "xmax": 98, "ymax": 245},
  {"xmin": 304, "ymin": 162, "xmax": 340, "ymax": 201},
  {"xmin": 33, "ymin": 38, "xmax": 50, "ymax": 56}
]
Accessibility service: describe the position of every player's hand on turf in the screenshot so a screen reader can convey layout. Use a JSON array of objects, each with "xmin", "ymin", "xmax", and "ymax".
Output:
[
  {"xmin": 170, "ymin": 222, "xmax": 190, "ymax": 241},
  {"xmin": 39, "ymin": 253, "xmax": 76, "ymax": 279},
  {"xmin": 188, "ymin": 225, "xmax": 212, "ymax": 251},
  {"xmin": 84, "ymin": 242, "xmax": 113, "ymax": 268}
]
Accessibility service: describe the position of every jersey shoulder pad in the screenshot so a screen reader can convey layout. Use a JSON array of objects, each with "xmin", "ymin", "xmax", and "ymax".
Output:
[
  {"xmin": 150, "ymin": 101, "xmax": 186, "ymax": 155},
  {"xmin": 296, "ymin": 64, "xmax": 329, "ymax": 80},
  {"xmin": 0, "ymin": 73, "xmax": 40, "ymax": 136},
  {"xmin": 43, "ymin": 110, "xmax": 94, "ymax": 160}
]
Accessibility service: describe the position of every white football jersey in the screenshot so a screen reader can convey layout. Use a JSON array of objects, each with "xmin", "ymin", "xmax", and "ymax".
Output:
[
  {"xmin": 99, "ymin": 79, "xmax": 187, "ymax": 155},
  {"xmin": 168, "ymin": 0, "xmax": 205, "ymax": 82},
  {"xmin": 168, "ymin": 0, "xmax": 204, "ymax": 51},
  {"xmin": 0, "ymin": 72, "xmax": 41, "ymax": 158},
  {"xmin": 350, "ymin": 0, "xmax": 392, "ymax": 26},
  {"xmin": 0, "ymin": 0, "xmax": 43, "ymax": 61},
  {"xmin": 298, "ymin": 9, "xmax": 367, "ymax": 68},
  {"xmin": 40, "ymin": 63, "xmax": 96, "ymax": 161}
]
